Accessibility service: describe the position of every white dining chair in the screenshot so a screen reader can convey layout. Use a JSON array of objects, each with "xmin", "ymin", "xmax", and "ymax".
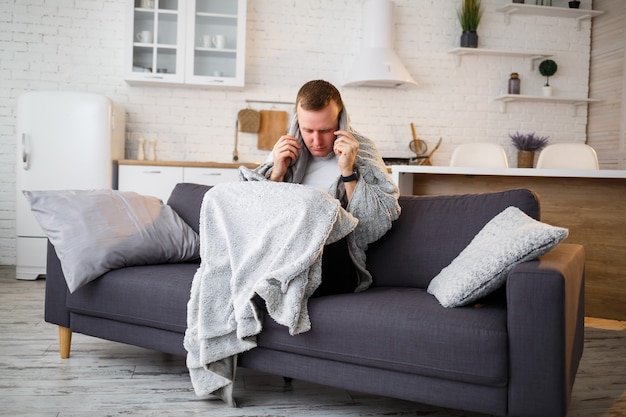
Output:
[
  {"xmin": 536, "ymin": 143, "xmax": 599, "ymax": 170},
  {"xmin": 449, "ymin": 143, "xmax": 509, "ymax": 168}
]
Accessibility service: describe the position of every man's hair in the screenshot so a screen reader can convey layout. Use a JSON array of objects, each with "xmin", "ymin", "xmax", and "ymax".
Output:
[{"xmin": 296, "ymin": 80, "xmax": 344, "ymax": 112}]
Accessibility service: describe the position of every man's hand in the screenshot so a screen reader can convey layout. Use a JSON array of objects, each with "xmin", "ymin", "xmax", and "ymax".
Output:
[
  {"xmin": 333, "ymin": 130, "xmax": 359, "ymax": 176},
  {"xmin": 333, "ymin": 130, "xmax": 359, "ymax": 202},
  {"xmin": 270, "ymin": 135, "xmax": 301, "ymax": 182}
]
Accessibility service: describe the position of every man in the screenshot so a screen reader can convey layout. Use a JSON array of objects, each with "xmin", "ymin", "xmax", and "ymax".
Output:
[
  {"xmin": 245, "ymin": 80, "xmax": 401, "ymax": 294},
  {"xmin": 269, "ymin": 80, "xmax": 360, "ymax": 202}
]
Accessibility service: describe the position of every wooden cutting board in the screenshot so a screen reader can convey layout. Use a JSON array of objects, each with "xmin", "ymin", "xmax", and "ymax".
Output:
[{"xmin": 257, "ymin": 110, "xmax": 289, "ymax": 151}]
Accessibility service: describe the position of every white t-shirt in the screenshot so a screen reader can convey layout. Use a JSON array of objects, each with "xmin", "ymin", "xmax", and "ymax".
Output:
[{"xmin": 301, "ymin": 153, "xmax": 340, "ymax": 193}]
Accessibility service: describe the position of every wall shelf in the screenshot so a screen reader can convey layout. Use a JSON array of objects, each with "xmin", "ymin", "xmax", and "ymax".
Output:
[
  {"xmin": 448, "ymin": 47, "xmax": 552, "ymax": 69},
  {"xmin": 493, "ymin": 94, "xmax": 600, "ymax": 114},
  {"xmin": 496, "ymin": 4, "xmax": 603, "ymax": 30}
]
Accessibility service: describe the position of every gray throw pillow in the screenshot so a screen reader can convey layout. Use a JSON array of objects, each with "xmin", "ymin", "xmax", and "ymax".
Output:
[
  {"xmin": 427, "ymin": 206, "xmax": 568, "ymax": 308},
  {"xmin": 24, "ymin": 189, "xmax": 199, "ymax": 293}
]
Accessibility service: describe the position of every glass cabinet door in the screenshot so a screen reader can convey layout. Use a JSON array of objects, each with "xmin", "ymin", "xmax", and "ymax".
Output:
[
  {"xmin": 127, "ymin": 0, "xmax": 186, "ymax": 84},
  {"xmin": 185, "ymin": 0, "xmax": 246, "ymax": 87}
]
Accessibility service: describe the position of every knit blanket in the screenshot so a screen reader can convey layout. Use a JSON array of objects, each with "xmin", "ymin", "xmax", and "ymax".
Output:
[{"xmin": 183, "ymin": 181, "xmax": 358, "ymax": 406}]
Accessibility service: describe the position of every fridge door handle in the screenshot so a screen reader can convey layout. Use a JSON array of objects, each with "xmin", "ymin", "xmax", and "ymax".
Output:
[{"xmin": 22, "ymin": 133, "xmax": 30, "ymax": 170}]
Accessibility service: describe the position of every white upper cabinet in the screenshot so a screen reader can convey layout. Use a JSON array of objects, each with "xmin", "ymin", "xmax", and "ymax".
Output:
[
  {"xmin": 125, "ymin": 0, "xmax": 247, "ymax": 87},
  {"xmin": 185, "ymin": 0, "xmax": 247, "ymax": 87}
]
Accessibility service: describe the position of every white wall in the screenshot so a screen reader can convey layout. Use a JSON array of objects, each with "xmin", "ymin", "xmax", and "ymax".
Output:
[{"xmin": 0, "ymin": 0, "xmax": 594, "ymax": 265}]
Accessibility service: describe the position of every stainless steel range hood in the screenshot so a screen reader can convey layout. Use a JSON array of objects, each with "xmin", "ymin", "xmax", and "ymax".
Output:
[{"xmin": 343, "ymin": 0, "xmax": 417, "ymax": 88}]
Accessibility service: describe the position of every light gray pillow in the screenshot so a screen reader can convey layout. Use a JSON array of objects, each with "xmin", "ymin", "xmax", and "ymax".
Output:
[
  {"xmin": 427, "ymin": 206, "xmax": 568, "ymax": 308},
  {"xmin": 24, "ymin": 189, "xmax": 199, "ymax": 293}
]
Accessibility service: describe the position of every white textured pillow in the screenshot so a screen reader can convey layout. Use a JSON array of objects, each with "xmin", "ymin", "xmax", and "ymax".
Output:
[
  {"xmin": 24, "ymin": 189, "xmax": 199, "ymax": 293},
  {"xmin": 427, "ymin": 206, "xmax": 568, "ymax": 308}
]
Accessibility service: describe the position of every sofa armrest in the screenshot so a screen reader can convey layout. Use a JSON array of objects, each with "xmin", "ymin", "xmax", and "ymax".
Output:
[
  {"xmin": 506, "ymin": 243, "xmax": 585, "ymax": 417},
  {"xmin": 44, "ymin": 240, "xmax": 71, "ymax": 328}
]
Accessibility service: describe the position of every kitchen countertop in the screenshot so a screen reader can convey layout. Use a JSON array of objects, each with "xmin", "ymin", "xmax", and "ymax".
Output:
[
  {"xmin": 117, "ymin": 160, "xmax": 261, "ymax": 169},
  {"xmin": 391, "ymin": 164, "xmax": 626, "ymax": 179}
]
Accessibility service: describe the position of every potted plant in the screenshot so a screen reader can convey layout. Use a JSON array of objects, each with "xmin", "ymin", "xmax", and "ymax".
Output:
[
  {"xmin": 457, "ymin": 0, "xmax": 483, "ymax": 48},
  {"xmin": 509, "ymin": 131, "xmax": 549, "ymax": 168},
  {"xmin": 539, "ymin": 59, "xmax": 558, "ymax": 97}
]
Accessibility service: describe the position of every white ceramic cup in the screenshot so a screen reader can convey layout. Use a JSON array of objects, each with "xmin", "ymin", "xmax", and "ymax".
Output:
[
  {"xmin": 140, "ymin": 0, "xmax": 154, "ymax": 8},
  {"xmin": 136, "ymin": 30, "xmax": 153, "ymax": 43},
  {"xmin": 212, "ymin": 34, "xmax": 225, "ymax": 49}
]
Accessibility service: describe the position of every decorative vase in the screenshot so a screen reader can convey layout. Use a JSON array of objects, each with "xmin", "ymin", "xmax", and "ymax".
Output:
[
  {"xmin": 137, "ymin": 137, "xmax": 145, "ymax": 160},
  {"xmin": 569, "ymin": 0, "xmax": 580, "ymax": 8},
  {"xmin": 517, "ymin": 151, "xmax": 535, "ymax": 168},
  {"xmin": 460, "ymin": 31, "xmax": 478, "ymax": 48},
  {"xmin": 542, "ymin": 85, "xmax": 553, "ymax": 97}
]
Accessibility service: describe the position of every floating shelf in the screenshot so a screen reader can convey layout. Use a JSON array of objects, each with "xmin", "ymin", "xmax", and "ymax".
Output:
[
  {"xmin": 493, "ymin": 94, "xmax": 600, "ymax": 114},
  {"xmin": 448, "ymin": 47, "xmax": 552, "ymax": 69},
  {"xmin": 496, "ymin": 4, "xmax": 603, "ymax": 30}
]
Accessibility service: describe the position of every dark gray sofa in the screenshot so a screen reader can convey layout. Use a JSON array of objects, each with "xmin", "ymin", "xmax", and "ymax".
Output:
[{"xmin": 44, "ymin": 183, "xmax": 585, "ymax": 417}]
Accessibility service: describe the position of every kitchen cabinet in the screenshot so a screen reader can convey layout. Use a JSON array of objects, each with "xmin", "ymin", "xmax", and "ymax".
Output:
[
  {"xmin": 118, "ymin": 160, "xmax": 256, "ymax": 202},
  {"xmin": 124, "ymin": 0, "xmax": 247, "ymax": 87},
  {"xmin": 183, "ymin": 167, "xmax": 240, "ymax": 185},
  {"xmin": 184, "ymin": 0, "xmax": 247, "ymax": 86},
  {"xmin": 118, "ymin": 164, "xmax": 183, "ymax": 202}
]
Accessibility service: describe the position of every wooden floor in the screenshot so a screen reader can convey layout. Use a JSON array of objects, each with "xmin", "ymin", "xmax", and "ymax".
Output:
[{"xmin": 1, "ymin": 265, "xmax": 624, "ymax": 417}]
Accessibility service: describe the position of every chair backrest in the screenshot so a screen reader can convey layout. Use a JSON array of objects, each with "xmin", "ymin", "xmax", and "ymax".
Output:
[
  {"xmin": 536, "ymin": 143, "xmax": 599, "ymax": 170},
  {"xmin": 449, "ymin": 143, "xmax": 509, "ymax": 168}
]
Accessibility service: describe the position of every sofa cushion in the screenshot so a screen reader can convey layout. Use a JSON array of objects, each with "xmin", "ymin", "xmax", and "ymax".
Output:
[
  {"xmin": 67, "ymin": 263, "xmax": 197, "ymax": 333},
  {"xmin": 366, "ymin": 189, "xmax": 540, "ymax": 290},
  {"xmin": 167, "ymin": 183, "xmax": 213, "ymax": 234},
  {"xmin": 24, "ymin": 189, "xmax": 199, "ymax": 293},
  {"xmin": 427, "ymin": 206, "xmax": 568, "ymax": 308},
  {"xmin": 256, "ymin": 287, "xmax": 509, "ymax": 386}
]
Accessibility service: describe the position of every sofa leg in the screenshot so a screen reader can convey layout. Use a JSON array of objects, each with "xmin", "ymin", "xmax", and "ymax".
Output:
[{"xmin": 59, "ymin": 326, "xmax": 72, "ymax": 359}]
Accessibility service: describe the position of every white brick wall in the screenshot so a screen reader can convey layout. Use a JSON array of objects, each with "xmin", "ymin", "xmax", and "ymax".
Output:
[{"xmin": 0, "ymin": 0, "xmax": 594, "ymax": 265}]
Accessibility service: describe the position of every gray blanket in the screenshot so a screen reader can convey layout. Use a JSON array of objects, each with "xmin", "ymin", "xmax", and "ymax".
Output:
[
  {"xmin": 183, "ymin": 181, "xmax": 358, "ymax": 405},
  {"xmin": 240, "ymin": 108, "xmax": 401, "ymax": 291}
]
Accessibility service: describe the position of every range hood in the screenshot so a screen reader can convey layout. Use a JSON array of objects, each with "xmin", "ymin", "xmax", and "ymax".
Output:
[{"xmin": 343, "ymin": 0, "xmax": 417, "ymax": 88}]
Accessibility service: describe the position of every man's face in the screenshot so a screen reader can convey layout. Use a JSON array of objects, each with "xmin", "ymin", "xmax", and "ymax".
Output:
[{"xmin": 297, "ymin": 101, "xmax": 340, "ymax": 157}]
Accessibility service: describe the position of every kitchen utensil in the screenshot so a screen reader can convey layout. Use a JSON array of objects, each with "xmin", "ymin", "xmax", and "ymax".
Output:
[
  {"xmin": 237, "ymin": 108, "xmax": 260, "ymax": 133},
  {"xmin": 409, "ymin": 139, "xmax": 428, "ymax": 155},
  {"xmin": 410, "ymin": 137, "xmax": 443, "ymax": 166},
  {"xmin": 409, "ymin": 122, "xmax": 428, "ymax": 155},
  {"xmin": 257, "ymin": 110, "xmax": 289, "ymax": 151},
  {"xmin": 233, "ymin": 108, "xmax": 261, "ymax": 162}
]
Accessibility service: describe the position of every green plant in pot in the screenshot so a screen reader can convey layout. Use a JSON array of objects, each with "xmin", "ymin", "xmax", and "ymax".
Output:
[
  {"xmin": 457, "ymin": 0, "xmax": 483, "ymax": 48},
  {"xmin": 509, "ymin": 131, "xmax": 549, "ymax": 168},
  {"xmin": 539, "ymin": 59, "xmax": 558, "ymax": 97}
]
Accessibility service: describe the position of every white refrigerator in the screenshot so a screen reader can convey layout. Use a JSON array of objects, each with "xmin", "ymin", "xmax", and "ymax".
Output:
[{"xmin": 15, "ymin": 91, "xmax": 125, "ymax": 280}]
